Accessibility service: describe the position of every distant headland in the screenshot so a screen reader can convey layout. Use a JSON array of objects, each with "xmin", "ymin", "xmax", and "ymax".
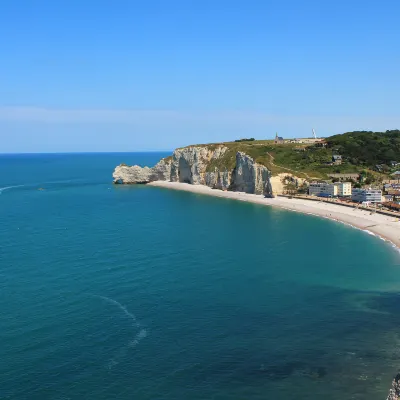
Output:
[{"xmin": 113, "ymin": 130, "xmax": 400, "ymax": 199}]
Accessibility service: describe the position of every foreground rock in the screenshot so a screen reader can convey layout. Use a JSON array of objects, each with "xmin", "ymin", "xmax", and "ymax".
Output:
[
  {"xmin": 113, "ymin": 146, "xmax": 275, "ymax": 196},
  {"xmin": 387, "ymin": 374, "xmax": 400, "ymax": 400}
]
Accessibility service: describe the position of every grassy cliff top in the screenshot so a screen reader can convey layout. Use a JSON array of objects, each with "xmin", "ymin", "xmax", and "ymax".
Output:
[{"xmin": 164, "ymin": 130, "xmax": 400, "ymax": 180}]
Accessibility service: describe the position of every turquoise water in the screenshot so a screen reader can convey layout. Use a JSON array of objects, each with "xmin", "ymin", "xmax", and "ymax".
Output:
[{"xmin": 1, "ymin": 153, "xmax": 400, "ymax": 400}]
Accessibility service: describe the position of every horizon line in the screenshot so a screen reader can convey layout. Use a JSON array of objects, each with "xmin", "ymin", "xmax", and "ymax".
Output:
[{"xmin": 0, "ymin": 150, "xmax": 174, "ymax": 155}]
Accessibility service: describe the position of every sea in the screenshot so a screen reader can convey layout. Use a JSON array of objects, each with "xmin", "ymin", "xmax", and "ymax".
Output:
[{"xmin": 1, "ymin": 152, "xmax": 400, "ymax": 400}]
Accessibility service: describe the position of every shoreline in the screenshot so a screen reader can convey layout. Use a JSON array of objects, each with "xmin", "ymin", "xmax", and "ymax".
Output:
[{"xmin": 148, "ymin": 181, "xmax": 400, "ymax": 251}]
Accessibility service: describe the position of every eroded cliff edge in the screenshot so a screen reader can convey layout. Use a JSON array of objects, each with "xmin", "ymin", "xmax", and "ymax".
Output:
[{"xmin": 113, "ymin": 146, "xmax": 274, "ymax": 196}]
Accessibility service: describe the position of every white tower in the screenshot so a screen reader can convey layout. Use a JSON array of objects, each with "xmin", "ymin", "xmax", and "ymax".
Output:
[{"xmin": 312, "ymin": 128, "xmax": 317, "ymax": 139}]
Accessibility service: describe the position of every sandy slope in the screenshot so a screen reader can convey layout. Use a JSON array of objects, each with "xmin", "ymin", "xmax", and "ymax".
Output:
[{"xmin": 148, "ymin": 181, "xmax": 400, "ymax": 249}]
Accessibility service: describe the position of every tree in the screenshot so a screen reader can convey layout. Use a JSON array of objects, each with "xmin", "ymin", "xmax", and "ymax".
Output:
[
  {"xmin": 235, "ymin": 138, "xmax": 255, "ymax": 142},
  {"xmin": 326, "ymin": 130, "xmax": 400, "ymax": 168}
]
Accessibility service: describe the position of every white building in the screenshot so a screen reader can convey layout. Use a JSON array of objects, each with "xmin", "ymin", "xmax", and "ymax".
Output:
[
  {"xmin": 292, "ymin": 138, "xmax": 325, "ymax": 144},
  {"xmin": 351, "ymin": 188, "xmax": 382, "ymax": 203},
  {"xmin": 308, "ymin": 182, "xmax": 352, "ymax": 197},
  {"xmin": 336, "ymin": 182, "xmax": 352, "ymax": 197}
]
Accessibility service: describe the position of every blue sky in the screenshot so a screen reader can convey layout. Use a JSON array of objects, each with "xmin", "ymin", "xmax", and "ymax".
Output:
[{"xmin": 1, "ymin": 0, "xmax": 399, "ymax": 152}]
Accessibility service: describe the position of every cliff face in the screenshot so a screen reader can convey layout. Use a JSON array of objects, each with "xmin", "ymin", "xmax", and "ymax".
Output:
[
  {"xmin": 113, "ymin": 146, "xmax": 274, "ymax": 196},
  {"xmin": 170, "ymin": 146, "xmax": 229, "ymax": 185}
]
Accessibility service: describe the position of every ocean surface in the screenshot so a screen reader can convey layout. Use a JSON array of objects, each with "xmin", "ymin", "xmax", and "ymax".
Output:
[{"xmin": 1, "ymin": 152, "xmax": 400, "ymax": 400}]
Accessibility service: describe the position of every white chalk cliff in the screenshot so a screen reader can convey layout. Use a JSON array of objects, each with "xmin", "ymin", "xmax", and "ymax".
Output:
[{"xmin": 113, "ymin": 146, "xmax": 274, "ymax": 196}]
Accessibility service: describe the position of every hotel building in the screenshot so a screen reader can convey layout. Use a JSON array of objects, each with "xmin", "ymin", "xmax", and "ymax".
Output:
[
  {"xmin": 308, "ymin": 182, "xmax": 352, "ymax": 197},
  {"xmin": 351, "ymin": 188, "xmax": 382, "ymax": 203}
]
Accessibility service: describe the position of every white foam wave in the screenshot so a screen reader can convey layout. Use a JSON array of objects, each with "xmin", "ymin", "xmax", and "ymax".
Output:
[
  {"xmin": 43, "ymin": 179, "xmax": 83, "ymax": 185},
  {"xmin": 94, "ymin": 295, "xmax": 141, "ymax": 328},
  {"xmin": 129, "ymin": 328, "xmax": 148, "ymax": 347},
  {"xmin": 0, "ymin": 184, "xmax": 25, "ymax": 194},
  {"xmin": 0, "ymin": 179, "xmax": 84, "ymax": 195},
  {"xmin": 92, "ymin": 295, "xmax": 148, "ymax": 369}
]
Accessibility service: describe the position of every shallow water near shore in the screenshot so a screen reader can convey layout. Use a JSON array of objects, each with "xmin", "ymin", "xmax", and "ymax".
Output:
[{"xmin": 1, "ymin": 152, "xmax": 400, "ymax": 399}]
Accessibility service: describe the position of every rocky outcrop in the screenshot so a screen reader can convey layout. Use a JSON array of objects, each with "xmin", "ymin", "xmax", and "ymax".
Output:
[
  {"xmin": 113, "ymin": 159, "xmax": 172, "ymax": 184},
  {"xmin": 387, "ymin": 374, "xmax": 400, "ymax": 400},
  {"xmin": 113, "ymin": 165, "xmax": 153, "ymax": 184},
  {"xmin": 205, "ymin": 170, "xmax": 231, "ymax": 191},
  {"xmin": 113, "ymin": 145, "xmax": 274, "ymax": 195},
  {"xmin": 169, "ymin": 146, "xmax": 229, "ymax": 185},
  {"xmin": 232, "ymin": 152, "xmax": 271, "ymax": 195},
  {"xmin": 149, "ymin": 159, "xmax": 172, "ymax": 181},
  {"xmin": 269, "ymin": 173, "xmax": 308, "ymax": 196}
]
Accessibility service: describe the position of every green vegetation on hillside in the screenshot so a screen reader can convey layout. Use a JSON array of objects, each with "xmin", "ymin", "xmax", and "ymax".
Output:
[
  {"xmin": 170, "ymin": 130, "xmax": 400, "ymax": 181},
  {"xmin": 202, "ymin": 141, "xmax": 331, "ymax": 178},
  {"xmin": 201, "ymin": 141, "xmax": 357, "ymax": 179},
  {"xmin": 327, "ymin": 130, "xmax": 400, "ymax": 167}
]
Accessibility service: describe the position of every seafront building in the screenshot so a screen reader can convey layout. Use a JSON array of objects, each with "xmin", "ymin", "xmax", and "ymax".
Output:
[
  {"xmin": 336, "ymin": 182, "xmax": 352, "ymax": 196},
  {"xmin": 308, "ymin": 182, "xmax": 352, "ymax": 197},
  {"xmin": 309, "ymin": 183, "xmax": 383, "ymax": 204},
  {"xmin": 351, "ymin": 188, "xmax": 382, "ymax": 203},
  {"xmin": 309, "ymin": 182, "xmax": 335, "ymax": 197}
]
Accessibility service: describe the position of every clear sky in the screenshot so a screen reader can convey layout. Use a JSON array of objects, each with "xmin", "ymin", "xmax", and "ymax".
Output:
[{"xmin": 1, "ymin": 0, "xmax": 399, "ymax": 152}]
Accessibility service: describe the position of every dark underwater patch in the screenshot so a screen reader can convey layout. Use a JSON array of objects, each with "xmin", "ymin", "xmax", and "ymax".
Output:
[
  {"xmin": 366, "ymin": 293, "xmax": 400, "ymax": 316},
  {"xmin": 257, "ymin": 362, "xmax": 327, "ymax": 381}
]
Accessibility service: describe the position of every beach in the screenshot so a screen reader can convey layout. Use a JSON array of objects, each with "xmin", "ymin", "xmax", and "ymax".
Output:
[{"xmin": 149, "ymin": 181, "xmax": 400, "ymax": 249}]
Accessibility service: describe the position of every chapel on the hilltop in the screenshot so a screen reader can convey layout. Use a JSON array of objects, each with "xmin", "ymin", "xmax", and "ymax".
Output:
[{"xmin": 274, "ymin": 133, "xmax": 284, "ymax": 144}]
